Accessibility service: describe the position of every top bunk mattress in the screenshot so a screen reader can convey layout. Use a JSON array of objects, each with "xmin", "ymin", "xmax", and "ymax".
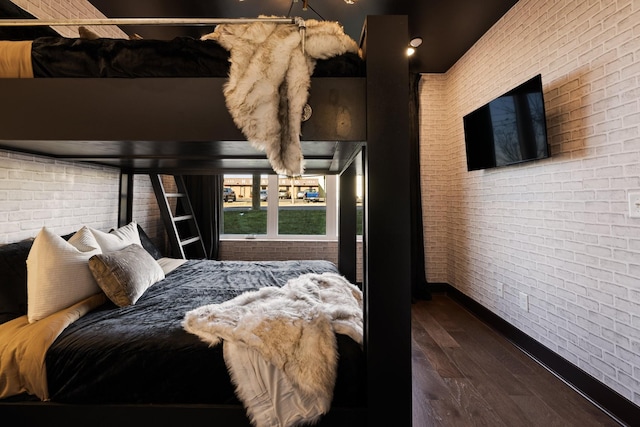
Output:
[
  {"xmin": 0, "ymin": 15, "xmax": 366, "ymax": 80},
  {"xmin": 0, "ymin": 36, "xmax": 364, "ymax": 79},
  {"xmin": 0, "ymin": 19, "xmax": 367, "ymax": 176}
]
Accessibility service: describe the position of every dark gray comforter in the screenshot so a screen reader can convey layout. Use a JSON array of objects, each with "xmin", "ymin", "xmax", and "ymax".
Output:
[{"xmin": 45, "ymin": 259, "xmax": 365, "ymax": 406}]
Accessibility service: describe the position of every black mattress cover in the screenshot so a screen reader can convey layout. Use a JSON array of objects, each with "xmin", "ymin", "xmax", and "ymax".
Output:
[
  {"xmin": 30, "ymin": 37, "xmax": 365, "ymax": 78},
  {"xmin": 44, "ymin": 259, "xmax": 365, "ymax": 406}
]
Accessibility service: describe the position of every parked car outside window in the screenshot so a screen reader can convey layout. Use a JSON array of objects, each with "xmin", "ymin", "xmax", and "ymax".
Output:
[
  {"xmin": 260, "ymin": 189, "xmax": 268, "ymax": 201},
  {"xmin": 279, "ymin": 189, "xmax": 290, "ymax": 199},
  {"xmin": 223, "ymin": 187, "xmax": 236, "ymax": 202},
  {"xmin": 303, "ymin": 189, "xmax": 320, "ymax": 202}
]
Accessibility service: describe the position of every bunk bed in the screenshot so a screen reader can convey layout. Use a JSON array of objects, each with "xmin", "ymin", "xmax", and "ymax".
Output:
[{"xmin": 0, "ymin": 15, "xmax": 412, "ymax": 427}]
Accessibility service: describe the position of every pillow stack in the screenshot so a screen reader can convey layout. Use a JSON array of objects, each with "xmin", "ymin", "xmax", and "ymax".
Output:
[{"xmin": 25, "ymin": 221, "xmax": 165, "ymax": 323}]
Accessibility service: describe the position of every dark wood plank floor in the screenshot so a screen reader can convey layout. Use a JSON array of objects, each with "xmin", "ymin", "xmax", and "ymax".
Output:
[{"xmin": 412, "ymin": 293, "xmax": 621, "ymax": 426}]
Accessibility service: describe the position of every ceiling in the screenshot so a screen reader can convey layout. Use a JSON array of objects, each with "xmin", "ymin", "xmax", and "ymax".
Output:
[{"xmin": 85, "ymin": 0, "xmax": 519, "ymax": 73}]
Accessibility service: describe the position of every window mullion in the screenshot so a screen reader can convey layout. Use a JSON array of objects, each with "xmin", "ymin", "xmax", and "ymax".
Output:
[
  {"xmin": 326, "ymin": 175, "xmax": 337, "ymax": 238},
  {"xmin": 267, "ymin": 174, "xmax": 279, "ymax": 238}
]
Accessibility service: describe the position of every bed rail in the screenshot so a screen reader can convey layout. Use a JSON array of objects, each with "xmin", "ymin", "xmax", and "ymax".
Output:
[{"xmin": 0, "ymin": 17, "xmax": 301, "ymax": 27}]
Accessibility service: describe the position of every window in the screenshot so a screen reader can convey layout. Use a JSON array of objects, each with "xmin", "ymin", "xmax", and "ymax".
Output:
[
  {"xmin": 278, "ymin": 176, "xmax": 327, "ymax": 236},
  {"xmin": 221, "ymin": 174, "xmax": 267, "ymax": 235},
  {"xmin": 222, "ymin": 174, "xmax": 338, "ymax": 239}
]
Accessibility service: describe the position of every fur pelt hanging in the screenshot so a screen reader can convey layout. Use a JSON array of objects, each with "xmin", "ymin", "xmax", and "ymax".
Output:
[
  {"xmin": 203, "ymin": 18, "xmax": 360, "ymax": 176},
  {"xmin": 183, "ymin": 272, "xmax": 363, "ymax": 427}
]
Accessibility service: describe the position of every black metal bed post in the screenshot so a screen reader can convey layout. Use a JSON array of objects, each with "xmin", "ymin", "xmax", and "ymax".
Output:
[
  {"xmin": 338, "ymin": 157, "xmax": 358, "ymax": 285},
  {"xmin": 363, "ymin": 15, "xmax": 412, "ymax": 427}
]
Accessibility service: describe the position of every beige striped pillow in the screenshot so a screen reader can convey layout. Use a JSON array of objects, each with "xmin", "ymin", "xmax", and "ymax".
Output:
[
  {"xmin": 26, "ymin": 227, "xmax": 102, "ymax": 323},
  {"xmin": 89, "ymin": 221, "xmax": 142, "ymax": 253}
]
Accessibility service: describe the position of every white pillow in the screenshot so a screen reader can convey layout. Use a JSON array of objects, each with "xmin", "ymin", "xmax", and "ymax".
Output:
[
  {"xmin": 89, "ymin": 221, "xmax": 142, "ymax": 253},
  {"xmin": 26, "ymin": 227, "xmax": 102, "ymax": 323}
]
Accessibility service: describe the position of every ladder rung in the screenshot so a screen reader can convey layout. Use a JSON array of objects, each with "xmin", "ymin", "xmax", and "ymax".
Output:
[
  {"xmin": 151, "ymin": 174, "xmax": 206, "ymax": 260},
  {"xmin": 180, "ymin": 236, "xmax": 201, "ymax": 247}
]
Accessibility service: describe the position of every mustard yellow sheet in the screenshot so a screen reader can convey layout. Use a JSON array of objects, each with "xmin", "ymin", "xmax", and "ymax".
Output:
[
  {"xmin": 0, "ymin": 293, "xmax": 106, "ymax": 400},
  {"xmin": 0, "ymin": 40, "xmax": 33, "ymax": 78}
]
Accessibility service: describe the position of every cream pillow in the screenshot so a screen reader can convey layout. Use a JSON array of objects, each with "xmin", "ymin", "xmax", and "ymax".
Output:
[
  {"xmin": 26, "ymin": 227, "xmax": 102, "ymax": 323},
  {"xmin": 88, "ymin": 244, "xmax": 165, "ymax": 307},
  {"xmin": 89, "ymin": 221, "xmax": 142, "ymax": 253}
]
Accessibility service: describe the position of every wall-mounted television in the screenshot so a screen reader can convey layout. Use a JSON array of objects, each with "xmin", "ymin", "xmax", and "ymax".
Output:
[{"xmin": 463, "ymin": 74, "xmax": 550, "ymax": 171}]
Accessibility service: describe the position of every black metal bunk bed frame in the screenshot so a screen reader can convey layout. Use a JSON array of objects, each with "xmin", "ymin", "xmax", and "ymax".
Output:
[{"xmin": 0, "ymin": 15, "xmax": 412, "ymax": 427}]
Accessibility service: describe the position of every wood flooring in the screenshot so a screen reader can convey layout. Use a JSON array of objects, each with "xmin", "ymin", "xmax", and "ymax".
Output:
[{"xmin": 411, "ymin": 293, "xmax": 622, "ymax": 426}]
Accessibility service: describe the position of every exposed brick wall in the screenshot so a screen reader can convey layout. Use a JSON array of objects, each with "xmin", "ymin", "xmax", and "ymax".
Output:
[
  {"xmin": 132, "ymin": 174, "xmax": 166, "ymax": 252},
  {"xmin": 0, "ymin": 150, "xmax": 120, "ymax": 243},
  {"xmin": 421, "ymin": 0, "xmax": 640, "ymax": 404},
  {"xmin": 0, "ymin": 149, "xmax": 171, "ymax": 246},
  {"xmin": 219, "ymin": 239, "xmax": 338, "ymax": 262},
  {"xmin": 419, "ymin": 74, "xmax": 450, "ymax": 281}
]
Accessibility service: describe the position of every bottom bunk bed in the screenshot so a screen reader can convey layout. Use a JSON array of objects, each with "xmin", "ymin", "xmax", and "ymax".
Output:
[
  {"xmin": 0, "ymin": 14, "xmax": 412, "ymax": 427},
  {"xmin": 0, "ymin": 223, "xmax": 366, "ymax": 427}
]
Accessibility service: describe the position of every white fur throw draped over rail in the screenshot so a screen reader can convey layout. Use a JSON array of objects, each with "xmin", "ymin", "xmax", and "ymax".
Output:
[
  {"xmin": 183, "ymin": 272, "xmax": 363, "ymax": 427},
  {"xmin": 203, "ymin": 18, "xmax": 360, "ymax": 176}
]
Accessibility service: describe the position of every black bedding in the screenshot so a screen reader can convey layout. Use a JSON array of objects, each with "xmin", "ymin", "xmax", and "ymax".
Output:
[
  {"xmin": 28, "ymin": 36, "xmax": 365, "ymax": 78},
  {"xmin": 44, "ymin": 259, "xmax": 365, "ymax": 406}
]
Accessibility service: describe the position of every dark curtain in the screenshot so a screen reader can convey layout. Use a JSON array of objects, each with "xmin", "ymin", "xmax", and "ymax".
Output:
[
  {"xmin": 182, "ymin": 175, "xmax": 223, "ymax": 260},
  {"xmin": 410, "ymin": 73, "xmax": 431, "ymax": 301}
]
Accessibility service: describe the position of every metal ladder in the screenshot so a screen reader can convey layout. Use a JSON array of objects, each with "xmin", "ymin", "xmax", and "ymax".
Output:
[{"xmin": 149, "ymin": 174, "xmax": 206, "ymax": 259}]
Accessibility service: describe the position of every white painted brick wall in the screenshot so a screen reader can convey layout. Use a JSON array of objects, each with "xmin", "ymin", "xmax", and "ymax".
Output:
[
  {"xmin": 421, "ymin": 0, "xmax": 640, "ymax": 404},
  {"xmin": 0, "ymin": 150, "xmax": 120, "ymax": 243},
  {"xmin": 132, "ymin": 174, "xmax": 166, "ymax": 252},
  {"xmin": 419, "ymin": 74, "xmax": 450, "ymax": 281}
]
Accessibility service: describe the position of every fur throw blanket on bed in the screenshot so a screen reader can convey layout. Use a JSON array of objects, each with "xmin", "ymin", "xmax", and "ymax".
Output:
[
  {"xmin": 203, "ymin": 18, "xmax": 360, "ymax": 176},
  {"xmin": 183, "ymin": 272, "xmax": 363, "ymax": 427}
]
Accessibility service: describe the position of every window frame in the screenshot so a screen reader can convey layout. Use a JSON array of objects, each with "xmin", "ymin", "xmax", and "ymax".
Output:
[{"xmin": 220, "ymin": 174, "xmax": 340, "ymax": 241}]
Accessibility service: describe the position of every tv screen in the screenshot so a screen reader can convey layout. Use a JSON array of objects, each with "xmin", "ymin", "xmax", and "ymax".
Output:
[{"xmin": 463, "ymin": 74, "xmax": 550, "ymax": 171}]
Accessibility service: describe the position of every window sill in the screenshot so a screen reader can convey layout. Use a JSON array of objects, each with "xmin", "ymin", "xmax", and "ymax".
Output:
[{"xmin": 220, "ymin": 235, "xmax": 363, "ymax": 242}]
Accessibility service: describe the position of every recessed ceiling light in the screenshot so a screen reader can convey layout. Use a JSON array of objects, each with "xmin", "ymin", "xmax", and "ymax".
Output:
[
  {"xmin": 409, "ymin": 37, "xmax": 423, "ymax": 48},
  {"xmin": 407, "ymin": 37, "xmax": 423, "ymax": 56}
]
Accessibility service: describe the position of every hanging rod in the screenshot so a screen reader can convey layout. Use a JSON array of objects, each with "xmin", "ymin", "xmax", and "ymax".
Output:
[
  {"xmin": 0, "ymin": 16, "xmax": 309, "ymax": 53},
  {"xmin": 0, "ymin": 17, "xmax": 301, "ymax": 27}
]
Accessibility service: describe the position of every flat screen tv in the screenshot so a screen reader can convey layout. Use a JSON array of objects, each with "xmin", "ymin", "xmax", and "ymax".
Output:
[{"xmin": 463, "ymin": 74, "xmax": 550, "ymax": 171}]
